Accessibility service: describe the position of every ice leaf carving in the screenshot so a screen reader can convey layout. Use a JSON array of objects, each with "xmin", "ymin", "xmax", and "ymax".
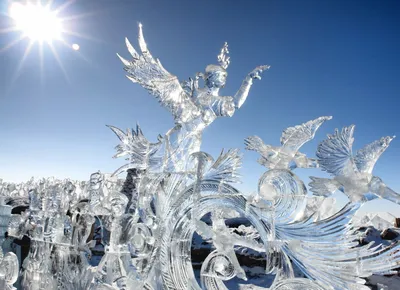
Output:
[
  {"xmin": 203, "ymin": 149, "xmax": 242, "ymax": 183},
  {"xmin": 107, "ymin": 124, "xmax": 163, "ymax": 175}
]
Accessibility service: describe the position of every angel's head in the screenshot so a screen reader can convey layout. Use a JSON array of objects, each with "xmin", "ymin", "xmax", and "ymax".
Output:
[
  {"xmin": 204, "ymin": 43, "xmax": 230, "ymax": 89},
  {"xmin": 204, "ymin": 65, "xmax": 228, "ymax": 89}
]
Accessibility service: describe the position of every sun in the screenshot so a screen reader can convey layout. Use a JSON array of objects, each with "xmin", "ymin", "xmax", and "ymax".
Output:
[
  {"xmin": 9, "ymin": 2, "xmax": 62, "ymax": 42},
  {"xmin": 1, "ymin": 1, "xmax": 94, "ymax": 87}
]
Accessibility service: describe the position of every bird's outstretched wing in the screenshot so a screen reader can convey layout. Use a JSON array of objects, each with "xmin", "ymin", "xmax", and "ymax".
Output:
[
  {"xmin": 354, "ymin": 136, "xmax": 395, "ymax": 174},
  {"xmin": 280, "ymin": 116, "xmax": 332, "ymax": 153},
  {"xmin": 316, "ymin": 125, "xmax": 358, "ymax": 177},
  {"xmin": 245, "ymin": 136, "xmax": 276, "ymax": 168},
  {"xmin": 117, "ymin": 24, "xmax": 201, "ymax": 124},
  {"xmin": 309, "ymin": 177, "xmax": 340, "ymax": 196},
  {"xmin": 244, "ymin": 136, "xmax": 272, "ymax": 157}
]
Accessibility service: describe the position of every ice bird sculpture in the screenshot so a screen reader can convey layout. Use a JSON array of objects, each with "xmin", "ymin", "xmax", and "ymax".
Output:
[
  {"xmin": 310, "ymin": 125, "xmax": 400, "ymax": 204},
  {"xmin": 245, "ymin": 116, "xmax": 332, "ymax": 170}
]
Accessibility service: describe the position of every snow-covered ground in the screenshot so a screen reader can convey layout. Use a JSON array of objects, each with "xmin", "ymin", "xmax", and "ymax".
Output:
[{"xmin": 352, "ymin": 212, "xmax": 397, "ymax": 231}]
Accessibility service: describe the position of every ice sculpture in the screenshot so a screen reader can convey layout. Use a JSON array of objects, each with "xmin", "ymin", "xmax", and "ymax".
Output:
[
  {"xmin": 310, "ymin": 126, "xmax": 400, "ymax": 204},
  {"xmin": 112, "ymin": 23, "xmax": 269, "ymax": 175},
  {"xmin": 1, "ymin": 23, "xmax": 400, "ymax": 290},
  {"xmin": 0, "ymin": 251, "xmax": 19, "ymax": 290},
  {"xmin": 245, "ymin": 116, "xmax": 332, "ymax": 171}
]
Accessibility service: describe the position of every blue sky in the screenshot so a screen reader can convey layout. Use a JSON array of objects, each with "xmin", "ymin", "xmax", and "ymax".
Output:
[{"xmin": 0, "ymin": 0, "xmax": 399, "ymax": 214}]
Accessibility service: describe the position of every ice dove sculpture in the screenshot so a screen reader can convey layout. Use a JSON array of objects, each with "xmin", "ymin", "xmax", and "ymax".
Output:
[
  {"xmin": 245, "ymin": 116, "xmax": 332, "ymax": 170},
  {"xmin": 309, "ymin": 125, "xmax": 400, "ymax": 204}
]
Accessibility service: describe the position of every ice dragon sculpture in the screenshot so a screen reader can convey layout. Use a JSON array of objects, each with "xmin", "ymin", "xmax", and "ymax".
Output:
[{"xmin": 1, "ymin": 23, "xmax": 399, "ymax": 290}]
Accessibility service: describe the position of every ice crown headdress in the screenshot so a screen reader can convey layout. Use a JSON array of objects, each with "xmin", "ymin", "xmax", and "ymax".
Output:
[{"xmin": 217, "ymin": 42, "xmax": 230, "ymax": 70}]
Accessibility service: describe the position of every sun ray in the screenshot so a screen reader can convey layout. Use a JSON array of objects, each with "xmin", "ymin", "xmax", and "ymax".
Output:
[
  {"xmin": 48, "ymin": 42, "xmax": 70, "ymax": 83},
  {"xmin": 0, "ymin": 35, "xmax": 25, "ymax": 53},
  {"xmin": 55, "ymin": 39, "xmax": 93, "ymax": 68},
  {"xmin": 0, "ymin": 26, "xmax": 20, "ymax": 34},
  {"xmin": 61, "ymin": 29, "xmax": 105, "ymax": 44},
  {"xmin": 3, "ymin": 1, "xmax": 94, "ymax": 85},
  {"xmin": 59, "ymin": 10, "xmax": 101, "ymax": 22},
  {"xmin": 53, "ymin": 0, "xmax": 76, "ymax": 16},
  {"xmin": 4, "ymin": 39, "xmax": 36, "ymax": 95},
  {"xmin": 38, "ymin": 42, "xmax": 45, "ymax": 86},
  {"xmin": 10, "ymin": 40, "xmax": 35, "ymax": 82}
]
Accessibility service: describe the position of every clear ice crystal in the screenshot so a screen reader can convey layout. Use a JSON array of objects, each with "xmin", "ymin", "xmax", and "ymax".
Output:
[{"xmin": 1, "ymin": 23, "xmax": 400, "ymax": 290}]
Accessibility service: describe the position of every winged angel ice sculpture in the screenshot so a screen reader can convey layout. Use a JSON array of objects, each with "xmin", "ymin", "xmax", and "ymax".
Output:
[
  {"xmin": 3, "ymin": 23, "xmax": 400, "ymax": 290},
  {"xmin": 102, "ymin": 23, "xmax": 400, "ymax": 290},
  {"xmin": 111, "ymin": 23, "xmax": 269, "ymax": 175}
]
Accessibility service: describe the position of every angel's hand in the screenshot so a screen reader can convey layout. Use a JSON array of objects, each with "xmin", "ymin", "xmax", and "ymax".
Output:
[{"xmin": 248, "ymin": 65, "xmax": 270, "ymax": 80}]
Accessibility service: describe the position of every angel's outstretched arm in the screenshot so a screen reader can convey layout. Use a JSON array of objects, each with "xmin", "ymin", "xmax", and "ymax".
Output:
[{"xmin": 234, "ymin": 65, "xmax": 270, "ymax": 108}]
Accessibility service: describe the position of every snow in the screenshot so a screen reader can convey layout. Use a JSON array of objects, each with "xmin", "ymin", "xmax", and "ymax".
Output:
[{"xmin": 352, "ymin": 212, "xmax": 397, "ymax": 231}]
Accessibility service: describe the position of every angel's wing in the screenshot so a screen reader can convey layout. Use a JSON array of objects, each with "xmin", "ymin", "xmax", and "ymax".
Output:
[
  {"xmin": 117, "ymin": 24, "xmax": 201, "ymax": 123},
  {"xmin": 316, "ymin": 125, "xmax": 358, "ymax": 177},
  {"xmin": 280, "ymin": 116, "xmax": 332, "ymax": 153},
  {"xmin": 354, "ymin": 136, "xmax": 395, "ymax": 174}
]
